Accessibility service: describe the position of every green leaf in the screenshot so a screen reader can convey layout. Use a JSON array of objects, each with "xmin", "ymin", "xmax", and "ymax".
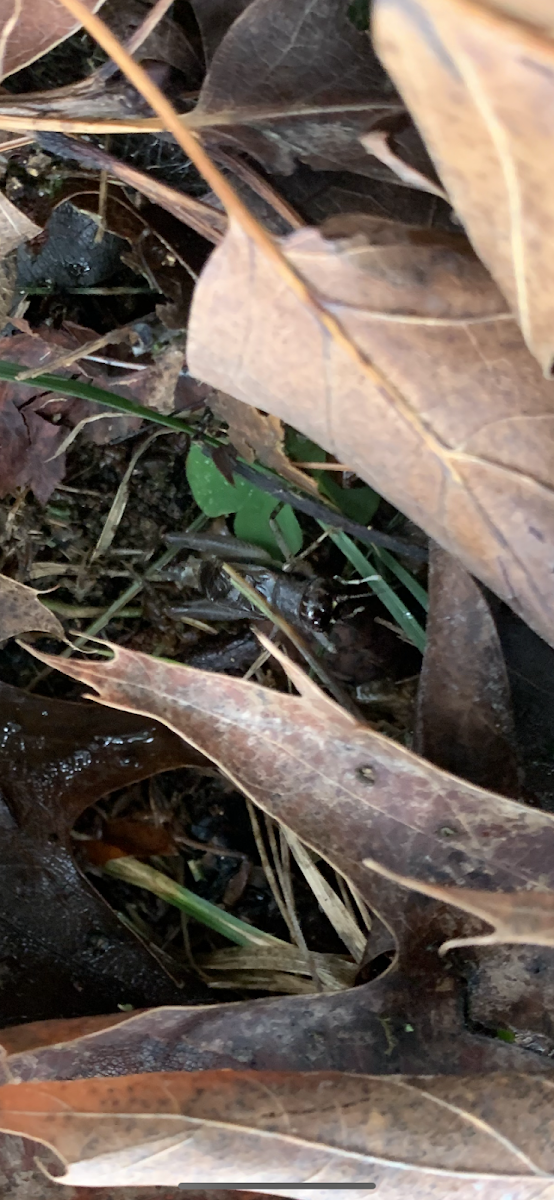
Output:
[
  {"xmin": 285, "ymin": 430, "xmax": 327, "ymax": 464},
  {"xmin": 274, "ymin": 504, "xmax": 303, "ymax": 556},
  {"xmin": 186, "ymin": 444, "xmax": 273, "ymax": 520},
  {"xmin": 320, "ymin": 475, "xmax": 380, "ymax": 524},
  {"xmin": 234, "ymin": 492, "xmax": 280, "ymax": 556},
  {"xmin": 286, "ymin": 428, "xmax": 380, "ymax": 524},
  {"xmin": 187, "ymin": 446, "xmax": 304, "ymax": 559},
  {"xmin": 186, "ymin": 443, "xmax": 243, "ymax": 516}
]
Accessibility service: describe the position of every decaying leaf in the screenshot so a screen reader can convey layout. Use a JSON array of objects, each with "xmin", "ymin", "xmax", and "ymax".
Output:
[
  {"xmin": 210, "ymin": 392, "xmax": 320, "ymax": 496},
  {"xmin": 0, "ymin": 192, "xmax": 41, "ymax": 257},
  {"xmin": 373, "ymin": 0, "xmax": 554, "ymax": 373},
  {"xmin": 26, "ymin": 641, "xmax": 554, "ymax": 953},
  {"xmin": 0, "ymin": 1068, "xmax": 553, "ymax": 1195},
  {"xmin": 0, "ymin": 575, "xmax": 63, "ymax": 641},
  {"xmin": 415, "ymin": 544, "xmax": 520, "ymax": 796},
  {"xmin": 0, "ymin": 192, "xmax": 41, "ymax": 334},
  {"xmin": 3, "ymin": 961, "xmax": 551, "ymax": 1087},
  {"xmin": 0, "ymin": 680, "xmax": 209, "ymax": 1025},
  {"xmin": 0, "ymin": 0, "xmax": 106, "ymax": 82},
  {"xmin": 363, "ymin": 857, "xmax": 554, "ymax": 954},
  {"xmin": 188, "ymin": 0, "xmax": 403, "ymax": 177},
  {"xmin": 188, "ymin": 216, "xmax": 554, "ymax": 649},
  {"xmin": 190, "ymin": 0, "xmax": 252, "ymax": 63}
]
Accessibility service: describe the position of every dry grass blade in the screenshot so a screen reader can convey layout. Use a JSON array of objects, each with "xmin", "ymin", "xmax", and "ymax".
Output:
[
  {"xmin": 198, "ymin": 944, "xmax": 358, "ymax": 993},
  {"xmin": 283, "ymin": 829, "xmax": 366, "ymax": 961},
  {"xmin": 92, "ymin": 430, "xmax": 166, "ymax": 559}
]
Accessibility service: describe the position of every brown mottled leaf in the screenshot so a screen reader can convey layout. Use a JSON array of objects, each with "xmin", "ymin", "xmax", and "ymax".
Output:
[
  {"xmin": 363, "ymin": 857, "xmax": 554, "ymax": 954},
  {"xmin": 0, "ymin": 0, "xmax": 106, "ymax": 82},
  {"xmin": 210, "ymin": 392, "xmax": 320, "ymax": 496},
  {"xmin": 0, "ymin": 1068, "xmax": 553, "ymax": 1194},
  {"xmin": 4, "ymin": 963, "xmax": 551, "ymax": 1088},
  {"xmin": 187, "ymin": 216, "xmax": 554, "ymax": 649},
  {"xmin": 0, "ymin": 574, "xmax": 63, "ymax": 641},
  {"xmin": 26, "ymin": 641, "xmax": 554, "ymax": 956},
  {"xmin": 415, "ymin": 544, "xmax": 520, "ymax": 797},
  {"xmin": 188, "ymin": 0, "xmax": 403, "ymax": 177},
  {"xmin": 373, "ymin": 0, "xmax": 554, "ymax": 372}
]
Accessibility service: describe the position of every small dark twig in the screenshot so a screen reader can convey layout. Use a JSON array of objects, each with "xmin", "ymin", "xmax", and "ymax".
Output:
[{"xmin": 232, "ymin": 459, "xmax": 427, "ymax": 562}]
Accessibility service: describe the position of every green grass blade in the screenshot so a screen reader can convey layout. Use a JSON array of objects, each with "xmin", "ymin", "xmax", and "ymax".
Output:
[
  {"xmin": 0, "ymin": 358, "xmax": 198, "ymax": 435},
  {"xmin": 104, "ymin": 855, "xmax": 288, "ymax": 948},
  {"xmin": 374, "ymin": 547, "xmax": 429, "ymax": 612},
  {"xmin": 321, "ymin": 525, "xmax": 426, "ymax": 653}
]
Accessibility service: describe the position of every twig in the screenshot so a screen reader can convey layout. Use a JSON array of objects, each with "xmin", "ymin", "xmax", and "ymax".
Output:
[
  {"xmin": 37, "ymin": 133, "xmax": 226, "ymax": 243},
  {"xmin": 233, "ymin": 460, "xmax": 427, "ymax": 561}
]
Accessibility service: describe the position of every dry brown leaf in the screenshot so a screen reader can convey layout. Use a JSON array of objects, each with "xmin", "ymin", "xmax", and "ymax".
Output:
[
  {"xmin": 372, "ymin": 0, "xmax": 554, "ymax": 373},
  {"xmin": 188, "ymin": 0, "xmax": 403, "ymax": 177},
  {"xmin": 210, "ymin": 392, "xmax": 320, "ymax": 496},
  {"xmin": 360, "ymin": 131, "xmax": 448, "ymax": 200},
  {"xmin": 415, "ymin": 544, "xmax": 520, "ymax": 796},
  {"xmin": 3, "ymin": 973, "xmax": 548, "ymax": 1085},
  {"xmin": 0, "ymin": 191, "xmax": 41, "ymax": 332},
  {"xmin": 190, "ymin": 0, "xmax": 252, "ymax": 63},
  {"xmin": 363, "ymin": 857, "xmax": 554, "ymax": 954},
  {"xmin": 0, "ymin": 1068, "xmax": 553, "ymax": 1194},
  {"xmin": 0, "ymin": 575, "xmax": 63, "ymax": 641},
  {"xmin": 187, "ymin": 216, "xmax": 554, "ymax": 649},
  {"xmin": 0, "ymin": 0, "xmax": 106, "ymax": 81},
  {"xmin": 26, "ymin": 641, "xmax": 554, "ymax": 954},
  {"xmin": 0, "ymin": 192, "xmax": 40, "ymax": 256}
]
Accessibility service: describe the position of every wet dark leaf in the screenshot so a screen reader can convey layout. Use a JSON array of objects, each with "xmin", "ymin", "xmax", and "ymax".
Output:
[
  {"xmin": 0, "ymin": 681, "xmax": 209, "ymax": 1026},
  {"xmin": 415, "ymin": 545, "xmax": 520, "ymax": 797}
]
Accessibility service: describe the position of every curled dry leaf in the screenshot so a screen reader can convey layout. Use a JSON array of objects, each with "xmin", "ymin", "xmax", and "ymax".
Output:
[
  {"xmin": 2, "ymin": 963, "xmax": 551, "ymax": 1089},
  {"xmin": 373, "ymin": 0, "xmax": 554, "ymax": 373},
  {"xmin": 189, "ymin": 0, "xmax": 403, "ymax": 177},
  {"xmin": 363, "ymin": 857, "xmax": 554, "ymax": 954},
  {"xmin": 415, "ymin": 544, "xmax": 520, "ymax": 796},
  {"xmin": 188, "ymin": 216, "xmax": 554, "ymax": 649},
  {"xmin": 0, "ymin": 0, "xmax": 106, "ymax": 82},
  {"xmin": 0, "ymin": 575, "xmax": 63, "ymax": 641},
  {"xmin": 210, "ymin": 392, "xmax": 320, "ymax": 496},
  {"xmin": 0, "ymin": 1068, "xmax": 553, "ymax": 1194}
]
